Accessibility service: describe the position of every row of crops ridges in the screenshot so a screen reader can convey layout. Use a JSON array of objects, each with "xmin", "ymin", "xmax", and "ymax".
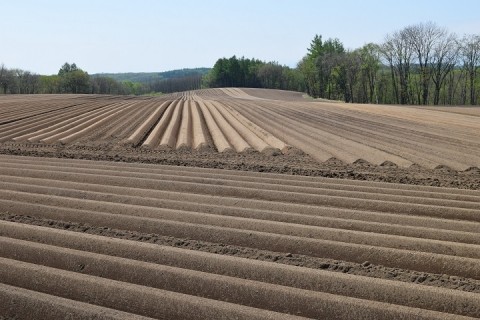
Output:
[
  {"xmin": 0, "ymin": 155, "xmax": 479, "ymax": 319},
  {"xmin": 1, "ymin": 91, "xmax": 480, "ymax": 170}
]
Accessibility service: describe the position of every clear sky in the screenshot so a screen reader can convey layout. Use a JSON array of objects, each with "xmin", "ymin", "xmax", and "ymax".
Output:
[{"xmin": 1, "ymin": 0, "xmax": 479, "ymax": 75}]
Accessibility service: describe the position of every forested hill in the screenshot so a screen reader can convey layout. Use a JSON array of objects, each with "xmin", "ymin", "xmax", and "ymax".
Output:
[{"xmin": 94, "ymin": 68, "xmax": 210, "ymax": 83}]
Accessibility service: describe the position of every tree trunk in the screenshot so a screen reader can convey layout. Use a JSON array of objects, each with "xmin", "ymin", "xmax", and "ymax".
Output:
[{"xmin": 470, "ymin": 72, "xmax": 476, "ymax": 105}]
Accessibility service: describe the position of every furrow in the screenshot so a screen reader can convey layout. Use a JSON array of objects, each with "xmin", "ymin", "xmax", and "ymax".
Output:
[
  {"xmin": 0, "ymin": 101, "xmax": 98, "ymax": 135},
  {"xmin": 222, "ymin": 102, "xmax": 288, "ymax": 150},
  {"xmin": 233, "ymin": 100, "xmax": 413, "ymax": 166},
  {"xmin": 2, "ymin": 221, "xmax": 480, "ymax": 319},
  {"xmin": 1, "ymin": 160, "xmax": 476, "ymax": 209},
  {"xmin": 212, "ymin": 100, "xmax": 272, "ymax": 152},
  {"xmin": 18, "ymin": 102, "xmax": 122, "ymax": 142},
  {"xmin": 262, "ymin": 101, "xmax": 477, "ymax": 170},
  {"xmin": 176, "ymin": 100, "xmax": 192, "ymax": 149},
  {"xmin": 159, "ymin": 99, "xmax": 184, "ymax": 148},
  {"xmin": 281, "ymin": 103, "xmax": 480, "ymax": 167},
  {"xmin": 111, "ymin": 100, "xmax": 164, "ymax": 139},
  {"xmin": 190, "ymin": 100, "xmax": 209, "ymax": 149},
  {"xmin": 0, "ymin": 99, "xmax": 94, "ymax": 128},
  {"xmin": 58, "ymin": 103, "xmax": 139, "ymax": 144},
  {"xmin": 0, "ymin": 166, "xmax": 478, "ymax": 222},
  {"xmin": 226, "ymin": 100, "xmax": 335, "ymax": 161},
  {"xmin": 0, "ymin": 102, "xmax": 109, "ymax": 142},
  {"xmin": 198, "ymin": 100, "xmax": 232, "ymax": 152},
  {"xmin": 142, "ymin": 100, "xmax": 179, "ymax": 148},
  {"xmin": 38, "ymin": 103, "xmax": 128, "ymax": 143},
  {"xmin": 1, "ymin": 201, "xmax": 480, "ymax": 279},
  {"xmin": 203, "ymin": 100, "xmax": 251, "ymax": 152},
  {"xmin": 1, "ymin": 92, "xmax": 480, "ymax": 320},
  {"xmin": 2, "ymin": 189, "xmax": 480, "ymax": 258},
  {"xmin": 1, "ymin": 236, "xmax": 478, "ymax": 319},
  {"xmin": 0, "ymin": 258, "xmax": 307, "ymax": 320},
  {"xmin": 1, "ymin": 174, "xmax": 478, "ymax": 234},
  {"xmin": 1, "ymin": 154, "xmax": 477, "ymax": 198},
  {"xmin": 36, "ymin": 103, "xmax": 124, "ymax": 143},
  {"xmin": 0, "ymin": 283, "xmax": 152, "ymax": 320},
  {"xmin": 126, "ymin": 100, "xmax": 171, "ymax": 146}
]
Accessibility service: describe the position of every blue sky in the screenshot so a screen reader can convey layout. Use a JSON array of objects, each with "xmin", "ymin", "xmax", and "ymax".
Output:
[{"xmin": 1, "ymin": 0, "xmax": 479, "ymax": 74}]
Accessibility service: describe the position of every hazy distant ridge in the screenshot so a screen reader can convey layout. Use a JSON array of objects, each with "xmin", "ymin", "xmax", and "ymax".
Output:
[{"xmin": 93, "ymin": 68, "xmax": 211, "ymax": 83}]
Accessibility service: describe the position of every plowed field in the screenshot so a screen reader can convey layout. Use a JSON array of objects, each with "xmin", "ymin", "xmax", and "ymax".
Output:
[
  {"xmin": 1, "ymin": 155, "xmax": 480, "ymax": 319},
  {"xmin": 1, "ymin": 89, "xmax": 480, "ymax": 170},
  {"xmin": 1, "ymin": 89, "xmax": 480, "ymax": 319}
]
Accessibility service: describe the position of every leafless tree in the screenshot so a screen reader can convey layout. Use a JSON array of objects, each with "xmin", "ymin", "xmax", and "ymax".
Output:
[
  {"xmin": 16, "ymin": 70, "xmax": 40, "ymax": 94},
  {"xmin": 460, "ymin": 34, "xmax": 480, "ymax": 105},
  {"xmin": 381, "ymin": 29, "xmax": 414, "ymax": 104},
  {"xmin": 405, "ymin": 22, "xmax": 447, "ymax": 105},
  {"xmin": 430, "ymin": 33, "xmax": 459, "ymax": 105}
]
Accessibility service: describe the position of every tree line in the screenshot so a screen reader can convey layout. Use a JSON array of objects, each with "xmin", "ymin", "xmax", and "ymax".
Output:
[
  {"xmin": 0, "ymin": 63, "xmax": 203, "ymax": 95},
  {"xmin": 206, "ymin": 22, "xmax": 479, "ymax": 105},
  {"xmin": 301, "ymin": 22, "xmax": 480, "ymax": 105},
  {"xmin": 1, "ymin": 22, "xmax": 479, "ymax": 105},
  {"xmin": 204, "ymin": 56, "xmax": 305, "ymax": 92}
]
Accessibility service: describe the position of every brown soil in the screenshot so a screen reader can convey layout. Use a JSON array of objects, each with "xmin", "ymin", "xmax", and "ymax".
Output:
[
  {"xmin": 0, "ymin": 142, "xmax": 478, "ymax": 190},
  {"xmin": 1, "ymin": 91, "xmax": 480, "ymax": 319},
  {"xmin": 2, "ymin": 213, "xmax": 479, "ymax": 294}
]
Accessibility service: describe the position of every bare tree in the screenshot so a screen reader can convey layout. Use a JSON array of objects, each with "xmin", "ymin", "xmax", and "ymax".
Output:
[
  {"xmin": 460, "ymin": 34, "xmax": 480, "ymax": 105},
  {"xmin": 380, "ymin": 40, "xmax": 398, "ymax": 103},
  {"xmin": 405, "ymin": 22, "xmax": 447, "ymax": 104},
  {"xmin": 381, "ymin": 29, "xmax": 414, "ymax": 104},
  {"xmin": 16, "ymin": 70, "xmax": 40, "ymax": 94},
  {"xmin": 430, "ymin": 33, "xmax": 459, "ymax": 105}
]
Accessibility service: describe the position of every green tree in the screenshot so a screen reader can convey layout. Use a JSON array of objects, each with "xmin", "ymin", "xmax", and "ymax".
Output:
[
  {"xmin": 297, "ymin": 56, "xmax": 317, "ymax": 96},
  {"xmin": 38, "ymin": 75, "xmax": 61, "ymax": 93},
  {"xmin": 299, "ymin": 35, "xmax": 346, "ymax": 98},
  {"xmin": 58, "ymin": 62, "xmax": 90, "ymax": 93},
  {"xmin": 207, "ymin": 56, "xmax": 262, "ymax": 88},
  {"xmin": 315, "ymin": 38, "xmax": 345, "ymax": 99},
  {"xmin": 122, "ymin": 80, "xmax": 147, "ymax": 95},
  {"xmin": 58, "ymin": 62, "xmax": 74, "ymax": 75},
  {"xmin": 0, "ymin": 64, "xmax": 16, "ymax": 94},
  {"xmin": 257, "ymin": 62, "xmax": 283, "ymax": 89},
  {"xmin": 282, "ymin": 67, "xmax": 305, "ymax": 92},
  {"xmin": 359, "ymin": 43, "xmax": 380, "ymax": 103},
  {"xmin": 307, "ymin": 34, "xmax": 324, "ymax": 59}
]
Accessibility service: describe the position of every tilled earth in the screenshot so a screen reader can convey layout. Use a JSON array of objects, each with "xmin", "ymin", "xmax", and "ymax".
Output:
[
  {"xmin": 2, "ymin": 213, "xmax": 479, "ymax": 294},
  {"xmin": 0, "ymin": 153, "xmax": 479, "ymax": 319},
  {"xmin": 1, "ymin": 92, "xmax": 480, "ymax": 319},
  {"xmin": 1, "ymin": 142, "xmax": 479, "ymax": 190}
]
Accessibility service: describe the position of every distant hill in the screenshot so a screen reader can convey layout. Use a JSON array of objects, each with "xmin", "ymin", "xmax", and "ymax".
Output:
[{"xmin": 93, "ymin": 68, "xmax": 211, "ymax": 83}]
